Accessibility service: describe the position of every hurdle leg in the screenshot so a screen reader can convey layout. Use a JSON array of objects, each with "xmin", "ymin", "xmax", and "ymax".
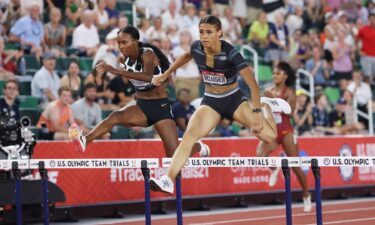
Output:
[
  {"xmin": 39, "ymin": 161, "xmax": 49, "ymax": 225},
  {"xmin": 176, "ymin": 174, "xmax": 183, "ymax": 225},
  {"xmin": 282, "ymin": 159, "xmax": 292, "ymax": 225},
  {"xmin": 311, "ymin": 159, "xmax": 323, "ymax": 225},
  {"xmin": 141, "ymin": 160, "xmax": 151, "ymax": 225},
  {"xmin": 12, "ymin": 162, "xmax": 23, "ymax": 225}
]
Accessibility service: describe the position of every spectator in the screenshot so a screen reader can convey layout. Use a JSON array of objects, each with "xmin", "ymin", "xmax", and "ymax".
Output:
[
  {"xmin": 305, "ymin": 45, "xmax": 329, "ymax": 88},
  {"xmin": 312, "ymin": 93, "xmax": 330, "ymax": 130},
  {"xmin": 302, "ymin": 0, "xmax": 324, "ymax": 32},
  {"xmin": 44, "ymin": 7, "xmax": 66, "ymax": 57},
  {"xmin": 232, "ymin": 0, "xmax": 247, "ymax": 27},
  {"xmin": 92, "ymin": 28, "xmax": 120, "ymax": 73},
  {"xmin": 245, "ymin": 0, "xmax": 262, "ymax": 25},
  {"xmin": 247, "ymin": 11, "xmax": 269, "ymax": 51},
  {"xmin": 172, "ymin": 88, "xmax": 195, "ymax": 137},
  {"xmin": 160, "ymin": 37, "xmax": 173, "ymax": 64},
  {"xmin": 20, "ymin": 0, "xmax": 43, "ymax": 16},
  {"xmin": 293, "ymin": 89, "xmax": 313, "ymax": 136},
  {"xmin": 94, "ymin": 0, "xmax": 111, "ymax": 32},
  {"xmin": 323, "ymin": 12, "xmax": 338, "ymax": 65},
  {"xmin": 85, "ymin": 60, "xmax": 112, "ymax": 109},
  {"xmin": 0, "ymin": 0, "xmax": 22, "ymax": 34},
  {"xmin": 347, "ymin": 70, "xmax": 372, "ymax": 128},
  {"xmin": 71, "ymin": 82, "xmax": 108, "ymax": 138},
  {"xmin": 9, "ymin": 3, "xmax": 43, "ymax": 60},
  {"xmin": 105, "ymin": 0, "xmax": 119, "ymax": 27},
  {"xmin": 266, "ymin": 13, "xmax": 290, "ymax": 66},
  {"xmin": 72, "ymin": 9, "xmax": 100, "ymax": 57},
  {"xmin": 182, "ymin": 3, "xmax": 199, "ymax": 30},
  {"xmin": 0, "ymin": 79, "xmax": 20, "ymax": 120},
  {"xmin": 65, "ymin": 0, "xmax": 83, "ymax": 35},
  {"xmin": 221, "ymin": 6, "xmax": 242, "ymax": 44},
  {"xmin": 290, "ymin": 32, "xmax": 312, "ymax": 69},
  {"xmin": 286, "ymin": 7, "xmax": 304, "ymax": 36},
  {"xmin": 145, "ymin": 16, "xmax": 166, "ymax": 41},
  {"xmin": 0, "ymin": 36, "xmax": 22, "ymax": 80},
  {"xmin": 60, "ymin": 61, "xmax": 83, "ymax": 101},
  {"xmin": 138, "ymin": 18, "xmax": 151, "ymax": 43},
  {"xmin": 357, "ymin": 13, "xmax": 375, "ymax": 84},
  {"xmin": 172, "ymin": 30, "xmax": 200, "ymax": 100},
  {"xmin": 36, "ymin": 86, "xmax": 75, "ymax": 140},
  {"xmin": 166, "ymin": 24, "xmax": 180, "ymax": 48},
  {"xmin": 107, "ymin": 76, "xmax": 135, "ymax": 108},
  {"xmin": 134, "ymin": 0, "xmax": 168, "ymax": 19},
  {"xmin": 161, "ymin": 0, "xmax": 183, "ymax": 31},
  {"xmin": 336, "ymin": 10, "xmax": 355, "ymax": 46},
  {"xmin": 332, "ymin": 29, "xmax": 353, "ymax": 85},
  {"xmin": 31, "ymin": 52, "xmax": 60, "ymax": 108}
]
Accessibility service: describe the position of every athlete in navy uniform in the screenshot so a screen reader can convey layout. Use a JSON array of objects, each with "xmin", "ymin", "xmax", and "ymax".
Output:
[
  {"xmin": 69, "ymin": 26, "xmax": 210, "ymax": 158},
  {"xmin": 150, "ymin": 15, "xmax": 291, "ymax": 194}
]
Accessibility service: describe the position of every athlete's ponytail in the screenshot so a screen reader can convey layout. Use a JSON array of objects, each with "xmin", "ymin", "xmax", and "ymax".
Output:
[{"xmin": 118, "ymin": 25, "xmax": 170, "ymax": 72}]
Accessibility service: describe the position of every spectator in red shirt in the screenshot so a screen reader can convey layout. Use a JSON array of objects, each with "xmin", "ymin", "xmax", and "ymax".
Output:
[
  {"xmin": 357, "ymin": 13, "xmax": 375, "ymax": 84},
  {"xmin": 0, "ymin": 37, "xmax": 22, "ymax": 80}
]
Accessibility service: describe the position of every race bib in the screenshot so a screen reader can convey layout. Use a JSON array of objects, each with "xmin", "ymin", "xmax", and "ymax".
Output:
[
  {"xmin": 201, "ymin": 70, "xmax": 227, "ymax": 85},
  {"xmin": 273, "ymin": 112, "xmax": 282, "ymax": 124}
]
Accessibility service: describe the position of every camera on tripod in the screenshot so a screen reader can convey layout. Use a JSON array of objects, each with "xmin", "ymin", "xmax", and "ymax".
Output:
[{"xmin": 0, "ymin": 111, "xmax": 36, "ymax": 160}]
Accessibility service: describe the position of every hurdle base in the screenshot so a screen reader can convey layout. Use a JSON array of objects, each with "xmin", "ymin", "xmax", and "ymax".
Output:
[
  {"xmin": 52, "ymin": 209, "xmax": 79, "ymax": 223},
  {"xmin": 102, "ymin": 207, "xmax": 124, "ymax": 218},
  {"xmin": 151, "ymin": 202, "xmax": 168, "ymax": 215}
]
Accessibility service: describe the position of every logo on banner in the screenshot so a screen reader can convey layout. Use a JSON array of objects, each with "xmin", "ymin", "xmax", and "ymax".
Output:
[
  {"xmin": 49, "ymin": 160, "xmax": 56, "ymax": 168},
  {"xmin": 324, "ymin": 158, "xmax": 330, "ymax": 166},
  {"xmin": 339, "ymin": 144, "xmax": 354, "ymax": 182}
]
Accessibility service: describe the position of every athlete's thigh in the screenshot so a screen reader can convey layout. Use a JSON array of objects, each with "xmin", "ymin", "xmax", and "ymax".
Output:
[
  {"xmin": 281, "ymin": 133, "xmax": 299, "ymax": 157},
  {"xmin": 232, "ymin": 101, "xmax": 255, "ymax": 127},
  {"xmin": 112, "ymin": 104, "xmax": 149, "ymax": 127},
  {"xmin": 154, "ymin": 119, "xmax": 179, "ymax": 157},
  {"xmin": 184, "ymin": 105, "xmax": 221, "ymax": 140}
]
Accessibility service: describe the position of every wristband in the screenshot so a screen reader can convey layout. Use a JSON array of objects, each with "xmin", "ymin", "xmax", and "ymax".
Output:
[{"xmin": 252, "ymin": 108, "xmax": 262, "ymax": 113}]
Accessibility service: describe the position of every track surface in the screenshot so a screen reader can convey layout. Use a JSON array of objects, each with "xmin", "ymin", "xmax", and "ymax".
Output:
[{"xmin": 41, "ymin": 197, "xmax": 375, "ymax": 225}]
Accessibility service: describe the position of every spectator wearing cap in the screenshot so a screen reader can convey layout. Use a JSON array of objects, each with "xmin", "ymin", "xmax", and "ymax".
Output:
[
  {"xmin": 92, "ymin": 28, "xmax": 120, "ymax": 72},
  {"xmin": 9, "ymin": 3, "xmax": 43, "ymax": 60},
  {"xmin": 72, "ymin": 9, "xmax": 100, "ymax": 57},
  {"xmin": 357, "ymin": 13, "xmax": 375, "ymax": 84},
  {"xmin": 31, "ymin": 51, "xmax": 60, "ymax": 108}
]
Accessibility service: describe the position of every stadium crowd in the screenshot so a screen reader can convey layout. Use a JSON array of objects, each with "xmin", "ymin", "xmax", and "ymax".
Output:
[{"xmin": 0, "ymin": 0, "xmax": 374, "ymax": 140}]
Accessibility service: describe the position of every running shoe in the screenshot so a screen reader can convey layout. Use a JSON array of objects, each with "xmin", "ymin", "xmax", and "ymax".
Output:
[
  {"xmin": 303, "ymin": 194, "xmax": 312, "ymax": 212},
  {"xmin": 198, "ymin": 140, "xmax": 210, "ymax": 157},
  {"xmin": 268, "ymin": 166, "xmax": 281, "ymax": 187},
  {"xmin": 69, "ymin": 123, "xmax": 86, "ymax": 152},
  {"xmin": 261, "ymin": 97, "xmax": 292, "ymax": 115},
  {"xmin": 149, "ymin": 175, "xmax": 174, "ymax": 194}
]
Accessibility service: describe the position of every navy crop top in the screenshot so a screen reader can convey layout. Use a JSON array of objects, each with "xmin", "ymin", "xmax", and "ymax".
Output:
[{"xmin": 189, "ymin": 40, "xmax": 248, "ymax": 86}]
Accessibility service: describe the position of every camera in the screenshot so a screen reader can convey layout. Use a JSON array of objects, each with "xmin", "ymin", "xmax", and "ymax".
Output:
[{"xmin": 0, "ymin": 112, "xmax": 36, "ymax": 160}]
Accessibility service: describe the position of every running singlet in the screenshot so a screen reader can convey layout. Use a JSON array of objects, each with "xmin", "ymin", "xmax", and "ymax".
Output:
[
  {"xmin": 190, "ymin": 40, "xmax": 248, "ymax": 86},
  {"xmin": 271, "ymin": 87, "xmax": 294, "ymax": 144},
  {"xmin": 121, "ymin": 47, "xmax": 163, "ymax": 92}
]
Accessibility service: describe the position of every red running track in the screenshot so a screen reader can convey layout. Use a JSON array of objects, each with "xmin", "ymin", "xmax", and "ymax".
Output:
[{"xmin": 99, "ymin": 198, "xmax": 375, "ymax": 225}]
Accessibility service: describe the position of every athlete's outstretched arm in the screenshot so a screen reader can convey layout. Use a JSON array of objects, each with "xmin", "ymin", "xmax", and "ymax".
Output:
[
  {"xmin": 95, "ymin": 51, "xmax": 157, "ymax": 82},
  {"xmin": 152, "ymin": 52, "xmax": 193, "ymax": 85}
]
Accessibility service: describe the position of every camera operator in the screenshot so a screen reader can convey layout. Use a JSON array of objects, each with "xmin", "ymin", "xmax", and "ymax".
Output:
[{"xmin": 0, "ymin": 79, "xmax": 20, "ymax": 120}]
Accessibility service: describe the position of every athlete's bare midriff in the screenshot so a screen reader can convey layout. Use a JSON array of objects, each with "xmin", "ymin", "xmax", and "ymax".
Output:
[
  {"xmin": 204, "ymin": 82, "xmax": 239, "ymax": 94},
  {"xmin": 135, "ymin": 84, "xmax": 169, "ymax": 99}
]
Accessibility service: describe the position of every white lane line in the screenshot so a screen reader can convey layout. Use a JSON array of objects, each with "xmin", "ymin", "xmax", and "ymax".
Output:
[
  {"xmin": 296, "ymin": 217, "xmax": 375, "ymax": 225},
  {"xmin": 188, "ymin": 206, "xmax": 375, "ymax": 225}
]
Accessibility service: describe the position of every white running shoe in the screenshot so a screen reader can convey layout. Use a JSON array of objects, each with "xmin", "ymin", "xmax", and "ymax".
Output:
[
  {"xmin": 149, "ymin": 175, "xmax": 174, "ymax": 194},
  {"xmin": 261, "ymin": 97, "xmax": 292, "ymax": 115},
  {"xmin": 268, "ymin": 167, "xmax": 281, "ymax": 187},
  {"xmin": 198, "ymin": 140, "xmax": 210, "ymax": 157},
  {"xmin": 303, "ymin": 194, "xmax": 312, "ymax": 212},
  {"xmin": 69, "ymin": 123, "xmax": 86, "ymax": 152}
]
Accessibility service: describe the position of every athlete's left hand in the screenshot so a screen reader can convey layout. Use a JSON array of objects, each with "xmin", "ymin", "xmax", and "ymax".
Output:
[
  {"xmin": 96, "ymin": 61, "xmax": 112, "ymax": 73},
  {"xmin": 251, "ymin": 113, "xmax": 264, "ymax": 134}
]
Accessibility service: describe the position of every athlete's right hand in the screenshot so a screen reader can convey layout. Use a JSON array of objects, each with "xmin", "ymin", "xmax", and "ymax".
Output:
[{"xmin": 152, "ymin": 73, "xmax": 168, "ymax": 86}]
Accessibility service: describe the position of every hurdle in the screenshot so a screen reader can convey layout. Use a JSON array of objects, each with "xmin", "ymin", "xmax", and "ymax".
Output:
[{"xmin": 3, "ymin": 156, "xmax": 375, "ymax": 225}]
